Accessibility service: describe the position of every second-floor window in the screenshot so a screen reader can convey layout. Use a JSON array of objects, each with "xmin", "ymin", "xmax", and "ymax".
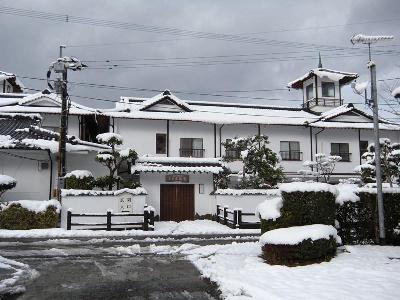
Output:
[
  {"xmin": 224, "ymin": 139, "xmax": 240, "ymax": 160},
  {"xmin": 156, "ymin": 133, "xmax": 167, "ymax": 154},
  {"xmin": 331, "ymin": 143, "xmax": 351, "ymax": 162},
  {"xmin": 180, "ymin": 138, "xmax": 204, "ymax": 158},
  {"xmin": 306, "ymin": 84, "xmax": 314, "ymax": 100},
  {"xmin": 280, "ymin": 141, "xmax": 301, "ymax": 161},
  {"xmin": 322, "ymin": 82, "xmax": 335, "ymax": 97}
]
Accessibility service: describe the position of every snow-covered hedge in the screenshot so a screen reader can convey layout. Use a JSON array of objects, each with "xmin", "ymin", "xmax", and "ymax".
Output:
[
  {"xmin": 65, "ymin": 170, "xmax": 95, "ymax": 190},
  {"xmin": 260, "ymin": 224, "xmax": 339, "ymax": 265},
  {"xmin": 261, "ymin": 183, "xmax": 336, "ymax": 233},
  {"xmin": 0, "ymin": 200, "xmax": 60, "ymax": 230},
  {"xmin": 0, "ymin": 174, "xmax": 17, "ymax": 198}
]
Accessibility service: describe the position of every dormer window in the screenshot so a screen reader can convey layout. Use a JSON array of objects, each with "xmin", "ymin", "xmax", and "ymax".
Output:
[
  {"xmin": 322, "ymin": 82, "xmax": 335, "ymax": 97},
  {"xmin": 306, "ymin": 84, "xmax": 314, "ymax": 100}
]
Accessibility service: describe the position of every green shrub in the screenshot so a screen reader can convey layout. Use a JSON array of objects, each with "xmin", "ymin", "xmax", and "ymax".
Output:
[
  {"xmin": 261, "ymin": 237, "xmax": 337, "ymax": 266},
  {"xmin": 65, "ymin": 175, "xmax": 95, "ymax": 190},
  {"xmin": 0, "ymin": 204, "xmax": 58, "ymax": 230},
  {"xmin": 261, "ymin": 191, "xmax": 336, "ymax": 234}
]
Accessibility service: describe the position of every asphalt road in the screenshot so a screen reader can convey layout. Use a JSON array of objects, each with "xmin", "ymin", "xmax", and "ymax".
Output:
[{"xmin": 0, "ymin": 235, "xmax": 258, "ymax": 299}]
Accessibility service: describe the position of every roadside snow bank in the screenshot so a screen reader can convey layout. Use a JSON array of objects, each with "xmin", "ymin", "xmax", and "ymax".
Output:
[
  {"xmin": 279, "ymin": 182, "xmax": 337, "ymax": 194},
  {"xmin": 0, "ymin": 199, "xmax": 61, "ymax": 213},
  {"xmin": 260, "ymin": 224, "xmax": 340, "ymax": 246}
]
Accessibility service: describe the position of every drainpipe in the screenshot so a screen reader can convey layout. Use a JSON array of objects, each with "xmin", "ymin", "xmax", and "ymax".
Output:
[
  {"xmin": 219, "ymin": 124, "xmax": 225, "ymax": 157},
  {"xmin": 309, "ymin": 126, "xmax": 313, "ymax": 161},
  {"xmin": 214, "ymin": 124, "xmax": 217, "ymax": 158},
  {"xmin": 314, "ymin": 128, "xmax": 325, "ymax": 155},
  {"xmin": 358, "ymin": 128, "xmax": 362, "ymax": 165},
  {"xmin": 47, "ymin": 149, "xmax": 53, "ymax": 200},
  {"xmin": 166, "ymin": 120, "xmax": 170, "ymax": 156}
]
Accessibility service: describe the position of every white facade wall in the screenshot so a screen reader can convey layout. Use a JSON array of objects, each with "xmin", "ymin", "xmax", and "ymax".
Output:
[
  {"xmin": 140, "ymin": 173, "xmax": 215, "ymax": 217},
  {"xmin": 60, "ymin": 193, "xmax": 146, "ymax": 229}
]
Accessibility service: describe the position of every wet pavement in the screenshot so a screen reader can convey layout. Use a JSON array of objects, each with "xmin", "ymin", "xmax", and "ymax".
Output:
[{"xmin": 0, "ymin": 235, "xmax": 257, "ymax": 299}]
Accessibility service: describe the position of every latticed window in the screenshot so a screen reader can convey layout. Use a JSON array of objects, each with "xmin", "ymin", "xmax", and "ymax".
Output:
[
  {"xmin": 322, "ymin": 82, "xmax": 335, "ymax": 97},
  {"xmin": 280, "ymin": 141, "xmax": 301, "ymax": 161},
  {"xmin": 331, "ymin": 143, "xmax": 351, "ymax": 162}
]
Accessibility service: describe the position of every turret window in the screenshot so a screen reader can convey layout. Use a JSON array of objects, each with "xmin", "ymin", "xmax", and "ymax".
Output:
[
  {"xmin": 306, "ymin": 84, "xmax": 314, "ymax": 100},
  {"xmin": 322, "ymin": 82, "xmax": 335, "ymax": 97}
]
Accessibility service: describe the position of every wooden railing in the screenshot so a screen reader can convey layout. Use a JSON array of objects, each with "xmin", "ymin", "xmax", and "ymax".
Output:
[
  {"xmin": 216, "ymin": 205, "xmax": 260, "ymax": 229},
  {"xmin": 179, "ymin": 148, "xmax": 205, "ymax": 158},
  {"xmin": 66, "ymin": 208, "xmax": 155, "ymax": 231}
]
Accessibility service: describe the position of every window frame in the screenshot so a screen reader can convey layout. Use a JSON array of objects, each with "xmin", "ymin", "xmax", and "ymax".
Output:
[
  {"xmin": 280, "ymin": 141, "xmax": 301, "ymax": 161},
  {"xmin": 331, "ymin": 142, "xmax": 351, "ymax": 162},
  {"xmin": 321, "ymin": 81, "xmax": 335, "ymax": 98},
  {"xmin": 179, "ymin": 138, "xmax": 204, "ymax": 157},
  {"xmin": 306, "ymin": 83, "xmax": 314, "ymax": 100},
  {"xmin": 156, "ymin": 133, "xmax": 167, "ymax": 154}
]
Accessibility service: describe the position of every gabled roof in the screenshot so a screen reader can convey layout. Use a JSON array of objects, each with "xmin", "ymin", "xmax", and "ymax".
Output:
[
  {"xmin": 139, "ymin": 90, "xmax": 193, "ymax": 112},
  {"xmin": 288, "ymin": 68, "xmax": 358, "ymax": 89}
]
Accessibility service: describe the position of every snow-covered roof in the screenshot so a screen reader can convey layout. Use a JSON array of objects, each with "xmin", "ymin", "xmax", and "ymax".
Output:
[
  {"xmin": 319, "ymin": 104, "xmax": 357, "ymax": 121},
  {"xmin": 61, "ymin": 187, "xmax": 147, "ymax": 197},
  {"xmin": 132, "ymin": 156, "xmax": 224, "ymax": 174},
  {"xmin": 288, "ymin": 68, "xmax": 358, "ymax": 89},
  {"xmin": 0, "ymin": 70, "xmax": 24, "ymax": 92},
  {"xmin": 139, "ymin": 90, "xmax": 193, "ymax": 112}
]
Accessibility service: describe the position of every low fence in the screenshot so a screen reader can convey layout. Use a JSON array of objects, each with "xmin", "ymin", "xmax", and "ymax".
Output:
[
  {"xmin": 216, "ymin": 204, "xmax": 260, "ymax": 229},
  {"xmin": 66, "ymin": 208, "xmax": 155, "ymax": 231}
]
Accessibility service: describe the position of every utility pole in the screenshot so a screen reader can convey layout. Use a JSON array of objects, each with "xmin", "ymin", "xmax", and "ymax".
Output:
[
  {"xmin": 48, "ymin": 47, "xmax": 86, "ymax": 200},
  {"xmin": 351, "ymin": 34, "xmax": 394, "ymax": 244}
]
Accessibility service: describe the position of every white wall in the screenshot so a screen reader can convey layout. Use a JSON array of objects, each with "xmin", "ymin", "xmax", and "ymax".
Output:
[
  {"xmin": 0, "ymin": 150, "xmax": 51, "ymax": 201},
  {"xmin": 61, "ymin": 193, "xmax": 146, "ymax": 229},
  {"xmin": 140, "ymin": 173, "xmax": 215, "ymax": 217}
]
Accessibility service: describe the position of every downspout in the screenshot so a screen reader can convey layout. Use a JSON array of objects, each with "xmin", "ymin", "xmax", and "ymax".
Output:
[
  {"xmin": 257, "ymin": 124, "xmax": 261, "ymax": 136},
  {"xmin": 166, "ymin": 120, "xmax": 170, "ymax": 156},
  {"xmin": 314, "ymin": 128, "xmax": 325, "ymax": 155},
  {"xmin": 309, "ymin": 126, "xmax": 313, "ymax": 161},
  {"xmin": 47, "ymin": 149, "xmax": 53, "ymax": 200},
  {"xmin": 112, "ymin": 117, "xmax": 115, "ymax": 133},
  {"xmin": 219, "ymin": 124, "xmax": 225, "ymax": 157},
  {"xmin": 314, "ymin": 75, "xmax": 319, "ymax": 106},
  {"xmin": 358, "ymin": 128, "xmax": 362, "ymax": 165},
  {"xmin": 214, "ymin": 124, "xmax": 217, "ymax": 158}
]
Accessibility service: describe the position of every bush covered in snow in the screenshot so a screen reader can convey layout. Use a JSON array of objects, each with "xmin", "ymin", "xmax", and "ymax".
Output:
[
  {"xmin": 260, "ymin": 183, "xmax": 336, "ymax": 233},
  {"xmin": 0, "ymin": 200, "xmax": 60, "ymax": 230},
  {"xmin": 0, "ymin": 174, "xmax": 17, "ymax": 199},
  {"xmin": 65, "ymin": 170, "xmax": 94, "ymax": 190},
  {"xmin": 336, "ymin": 189, "xmax": 400, "ymax": 245},
  {"xmin": 260, "ymin": 225, "xmax": 339, "ymax": 265}
]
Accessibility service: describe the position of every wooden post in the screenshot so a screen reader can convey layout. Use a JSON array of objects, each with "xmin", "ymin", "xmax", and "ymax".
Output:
[
  {"xmin": 223, "ymin": 206, "xmax": 228, "ymax": 225},
  {"xmin": 143, "ymin": 209, "xmax": 149, "ymax": 231},
  {"xmin": 67, "ymin": 210, "xmax": 71, "ymax": 230},
  {"xmin": 237, "ymin": 209, "xmax": 242, "ymax": 229},
  {"xmin": 233, "ymin": 209, "xmax": 238, "ymax": 229},
  {"xmin": 106, "ymin": 211, "xmax": 112, "ymax": 231},
  {"xmin": 149, "ymin": 210, "xmax": 155, "ymax": 231}
]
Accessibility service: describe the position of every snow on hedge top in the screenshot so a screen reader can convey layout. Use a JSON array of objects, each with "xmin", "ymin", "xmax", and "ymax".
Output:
[
  {"xmin": 214, "ymin": 189, "xmax": 280, "ymax": 196},
  {"xmin": 61, "ymin": 187, "xmax": 147, "ymax": 197},
  {"xmin": 279, "ymin": 182, "xmax": 337, "ymax": 194},
  {"xmin": 137, "ymin": 156, "xmax": 222, "ymax": 164},
  {"xmin": 65, "ymin": 170, "xmax": 93, "ymax": 179},
  {"xmin": 336, "ymin": 184, "xmax": 360, "ymax": 204},
  {"xmin": 0, "ymin": 199, "xmax": 61, "ymax": 213},
  {"xmin": 96, "ymin": 133, "xmax": 123, "ymax": 143},
  {"xmin": 255, "ymin": 197, "xmax": 283, "ymax": 221},
  {"xmin": 260, "ymin": 224, "xmax": 340, "ymax": 246},
  {"xmin": 0, "ymin": 174, "xmax": 16, "ymax": 186}
]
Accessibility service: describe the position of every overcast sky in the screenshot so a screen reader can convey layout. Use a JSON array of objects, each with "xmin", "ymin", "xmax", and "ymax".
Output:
[{"xmin": 0, "ymin": 0, "xmax": 399, "ymax": 119}]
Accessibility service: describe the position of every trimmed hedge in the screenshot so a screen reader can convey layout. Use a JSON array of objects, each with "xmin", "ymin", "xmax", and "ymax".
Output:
[
  {"xmin": 261, "ymin": 191, "xmax": 336, "ymax": 234},
  {"xmin": 336, "ymin": 192, "xmax": 400, "ymax": 245},
  {"xmin": 65, "ymin": 175, "xmax": 95, "ymax": 190},
  {"xmin": 0, "ymin": 204, "xmax": 58, "ymax": 230},
  {"xmin": 262, "ymin": 237, "xmax": 337, "ymax": 266}
]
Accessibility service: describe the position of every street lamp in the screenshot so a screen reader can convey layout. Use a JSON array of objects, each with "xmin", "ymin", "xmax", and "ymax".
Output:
[{"xmin": 350, "ymin": 33, "xmax": 394, "ymax": 245}]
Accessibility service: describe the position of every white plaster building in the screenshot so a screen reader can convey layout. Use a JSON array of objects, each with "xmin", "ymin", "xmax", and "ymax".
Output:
[{"xmin": 1, "ymin": 65, "xmax": 400, "ymax": 221}]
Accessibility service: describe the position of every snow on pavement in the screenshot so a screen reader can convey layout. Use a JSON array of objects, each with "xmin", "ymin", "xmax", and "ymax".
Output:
[
  {"xmin": 150, "ymin": 242, "xmax": 400, "ymax": 300},
  {"xmin": 0, "ymin": 220, "xmax": 259, "ymax": 239},
  {"xmin": 0, "ymin": 255, "xmax": 38, "ymax": 296}
]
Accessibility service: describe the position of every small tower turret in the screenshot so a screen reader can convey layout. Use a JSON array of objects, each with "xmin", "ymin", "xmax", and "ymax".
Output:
[{"xmin": 287, "ymin": 56, "xmax": 358, "ymax": 113}]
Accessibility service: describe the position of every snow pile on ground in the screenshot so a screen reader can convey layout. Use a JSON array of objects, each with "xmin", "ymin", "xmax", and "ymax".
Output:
[
  {"xmin": 259, "ymin": 224, "xmax": 340, "ymax": 246},
  {"xmin": 0, "ymin": 199, "xmax": 61, "ymax": 213},
  {"xmin": 0, "ymin": 255, "xmax": 38, "ymax": 296},
  {"xmin": 255, "ymin": 197, "xmax": 282, "ymax": 220},
  {"xmin": 214, "ymin": 189, "xmax": 280, "ymax": 196},
  {"xmin": 96, "ymin": 132, "xmax": 123, "ymax": 143},
  {"xmin": 0, "ymin": 220, "xmax": 259, "ymax": 239},
  {"xmin": 179, "ymin": 242, "xmax": 400, "ymax": 300},
  {"xmin": 64, "ymin": 170, "xmax": 93, "ymax": 179},
  {"xmin": 279, "ymin": 182, "xmax": 337, "ymax": 194},
  {"xmin": 335, "ymin": 183, "xmax": 360, "ymax": 204},
  {"xmin": 0, "ymin": 174, "xmax": 16, "ymax": 186}
]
